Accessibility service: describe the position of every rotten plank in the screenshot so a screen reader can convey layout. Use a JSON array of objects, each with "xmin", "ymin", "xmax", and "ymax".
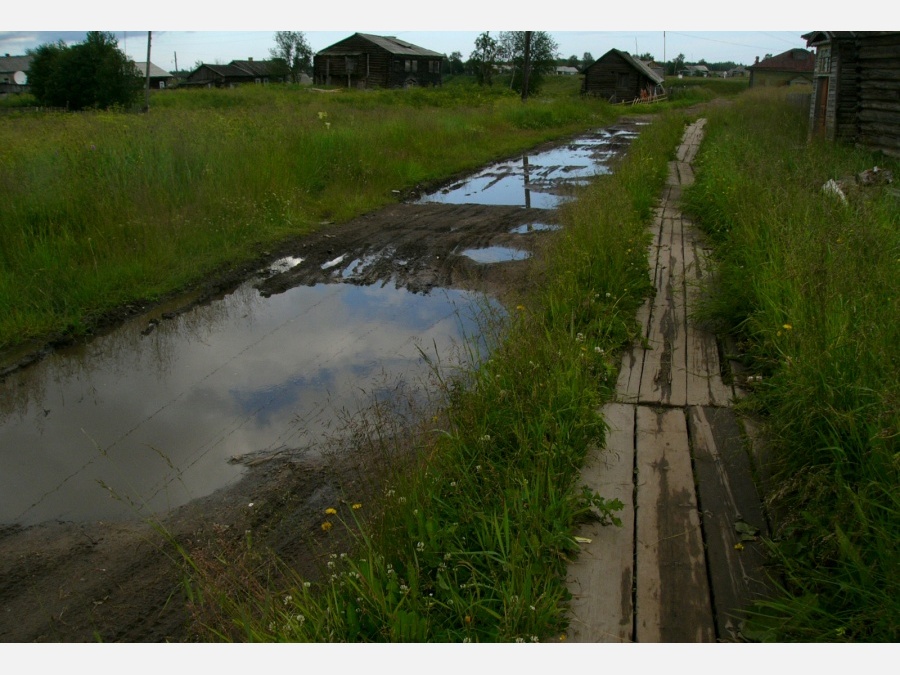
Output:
[
  {"xmin": 635, "ymin": 406, "xmax": 714, "ymax": 642},
  {"xmin": 688, "ymin": 406, "xmax": 771, "ymax": 641},
  {"xmin": 566, "ymin": 403, "xmax": 636, "ymax": 642}
]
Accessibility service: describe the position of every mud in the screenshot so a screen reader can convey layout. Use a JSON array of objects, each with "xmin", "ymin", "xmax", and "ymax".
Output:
[{"xmin": 0, "ymin": 118, "xmax": 648, "ymax": 642}]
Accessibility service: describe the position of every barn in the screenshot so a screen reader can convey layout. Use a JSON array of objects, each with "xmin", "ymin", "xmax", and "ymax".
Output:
[
  {"xmin": 313, "ymin": 33, "xmax": 444, "ymax": 89},
  {"xmin": 747, "ymin": 49, "xmax": 815, "ymax": 87},
  {"xmin": 582, "ymin": 49, "xmax": 664, "ymax": 103},
  {"xmin": 803, "ymin": 31, "xmax": 900, "ymax": 157}
]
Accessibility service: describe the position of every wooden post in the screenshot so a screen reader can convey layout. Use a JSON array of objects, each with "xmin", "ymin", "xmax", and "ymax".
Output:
[
  {"xmin": 521, "ymin": 31, "xmax": 532, "ymax": 102},
  {"xmin": 144, "ymin": 31, "xmax": 152, "ymax": 113}
]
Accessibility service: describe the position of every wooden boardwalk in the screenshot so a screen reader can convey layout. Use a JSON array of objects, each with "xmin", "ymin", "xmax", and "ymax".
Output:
[{"xmin": 565, "ymin": 119, "xmax": 770, "ymax": 642}]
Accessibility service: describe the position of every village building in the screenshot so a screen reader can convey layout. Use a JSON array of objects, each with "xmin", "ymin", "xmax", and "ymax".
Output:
[
  {"xmin": 184, "ymin": 59, "xmax": 288, "ymax": 88},
  {"xmin": 132, "ymin": 61, "xmax": 174, "ymax": 89},
  {"xmin": 0, "ymin": 54, "xmax": 32, "ymax": 95},
  {"xmin": 313, "ymin": 33, "xmax": 444, "ymax": 89},
  {"xmin": 748, "ymin": 48, "xmax": 815, "ymax": 87},
  {"xmin": 555, "ymin": 66, "xmax": 580, "ymax": 76},
  {"xmin": 581, "ymin": 49, "xmax": 665, "ymax": 102},
  {"xmin": 803, "ymin": 31, "xmax": 900, "ymax": 157}
]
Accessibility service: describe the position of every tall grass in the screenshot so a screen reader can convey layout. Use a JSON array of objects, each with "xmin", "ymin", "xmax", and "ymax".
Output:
[
  {"xmin": 682, "ymin": 88, "xmax": 899, "ymax": 641},
  {"xmin": 181, "ymin": 109, "xmax": 689, "ymax": 642},
  {"xmin": 0, "ymin": 85, "xmax": 621, "ymax": 352}
]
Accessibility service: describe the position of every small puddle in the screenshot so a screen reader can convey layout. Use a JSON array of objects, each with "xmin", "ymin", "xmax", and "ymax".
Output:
[
  {"xmin": 460, "ymin": 247, "xmax": 532, "ymax": 264},
  {"xmin": 509, "ymin": 223, "xmax": 561, "ymax": 234},
  {"xmin": 418, "ymin": 126, "xmax": 639, "ymax": 208},
  {"xmin": 0, "ymin": 281, "xmax": 498, "ymax": 526}
]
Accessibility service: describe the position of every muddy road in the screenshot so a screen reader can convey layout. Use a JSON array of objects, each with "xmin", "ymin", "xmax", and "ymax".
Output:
[{"xmin": 0, "ymin": 118, "xmax": 647, "ymax": 641}]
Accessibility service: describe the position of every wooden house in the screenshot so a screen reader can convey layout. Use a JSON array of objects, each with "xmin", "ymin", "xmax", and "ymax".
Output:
[
  {"xmin": 132, "ymin": 61, "xmax": 173, "ymax": 89},
  {"xmin": 582, "ymin": 49, "xmax": 665, "ymax": 102},
  {"xmin": 313, "ymin": 33, "xmax": 444, "ymax": 89},
  {"xmin": 803, "ymin": 32, "xmax": 900, "ymax": 157},
  {"xmin": 748, "ymin": 49, "xmax": 815, "ymax": 87},
  {"xmin": 184, "ymin": 59, "xmax": 287, "ymax": 88},
  {"xmin": 0, "ymin": 54, "xmax": 32, "ymax": 95}
]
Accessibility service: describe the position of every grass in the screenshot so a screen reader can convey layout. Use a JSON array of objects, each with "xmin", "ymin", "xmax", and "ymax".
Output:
[
  {"xmin": 180, "ymin": 106, "xmax": 689, "ymax": 643},
  {"xmin": 682, "ymin": 87, "xmax": 899, "ymax": 641}
]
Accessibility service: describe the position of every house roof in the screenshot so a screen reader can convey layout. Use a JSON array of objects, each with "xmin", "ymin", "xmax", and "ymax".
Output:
[
  {"xmin": 230, "ymin": 59, "xmax": 280, "ymax": 77},
  {"xmin": 0, "ymin": 54, "xmax": 32, "ymax": 75},
  {"xmin": 191, "ymin": 63, "xmax": 256, "ymax": 79},
  {"xmin": 749, "ymin": 48, "xmax": 815, "ymax": 72},
  {"xmin": 599, "ymin": 49, "xmax": 664, "ymax": 84},
  {"xmin": 319, "ymin": 33, "xmax": 443, "ymax": 58},
  {"xmin": 556, "ymin": 66, "xmax": 580, "ymax": 74},
  {"xmin": 132, "ymin": 61, "xmax": 172, "ymax": 78}
]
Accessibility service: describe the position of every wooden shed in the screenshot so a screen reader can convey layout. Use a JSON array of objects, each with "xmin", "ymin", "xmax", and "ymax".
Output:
[
  {"xmin": 582, "ymin": 49, "xmax": 665, "ymax": 103},
  {"xmin": 184, "ymin": 59, "xmax": 286, "ymax": 88},
  {"xmin": 313, "ymin": 33, "xmax": 444, "ymax": 89},
  {"xmin": 748, "ymin": 48, "xmax": 814, "ymax": 87},
  {"xmin": 803, "ymin": 31, "xmax": 900, "ymax": 157}
]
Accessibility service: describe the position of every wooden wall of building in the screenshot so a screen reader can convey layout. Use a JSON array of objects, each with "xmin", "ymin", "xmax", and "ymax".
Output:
[
  {"xmin": 313, "ymin": 35, "xmax": 442, "ymax": 89},
  {"xmin": 582, "ymin": 52, "xmax": 654, "ymax": 102}
]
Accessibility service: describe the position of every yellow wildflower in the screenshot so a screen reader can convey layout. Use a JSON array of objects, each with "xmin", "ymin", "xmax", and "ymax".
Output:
[
  {"xmin": 352, "ymin": 503, "xmax": 362, "ymax": 510},
  {"xmin": 321, "ymin": 521, "xmax": 333, "ymax": 532},
  {"xmin": 325, "ymin": 507, "xmax": 337, "ymax": 515},
  {"xmin": 783, "ymin": 324, "xmax": 793, "ymax": 331}
]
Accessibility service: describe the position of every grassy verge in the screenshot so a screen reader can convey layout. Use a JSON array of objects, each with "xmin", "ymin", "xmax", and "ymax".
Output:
[
  {"xmin": 181, "ymin": 109, "xmax": 689, "ymax": 642},
  {"xmin": 682, "ymin": 88, "xmax": 899, "ymax": 641}
]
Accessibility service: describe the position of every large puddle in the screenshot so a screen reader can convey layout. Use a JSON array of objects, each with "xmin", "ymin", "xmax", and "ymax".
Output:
[
  {"xmin": 418, "ymin": 126, "xmax": 640, "ymax": 208},
  {"xmin": 1, "ymin": 280, "xmax": 496, "ymax": 526}
]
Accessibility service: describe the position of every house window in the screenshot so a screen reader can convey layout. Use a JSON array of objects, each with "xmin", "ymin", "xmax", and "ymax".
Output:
[
  {"xmin": 816, "ymin": 47, "xmax": 831, "ymax": 75},
  {"xmin": 429, "ymin": 60, "xmax": 441, "ymax": 74},
  {"xmin": 617, "ymin": 72, "xmax": 629, "ymax": 88},
  {"xmin": 405, "ymin": 60, "xmax": 417, "ymax": 73}
]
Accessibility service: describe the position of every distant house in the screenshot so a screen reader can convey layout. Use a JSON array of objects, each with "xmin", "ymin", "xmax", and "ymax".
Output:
[
  {"xmin": 748, "ymin": 48, "xmax": 815, "ymax": 87},
  {"xmin": 0, "ymin": 53, "xmax": 32, "ymax": 94},
  {"xmin": 643, "ymin": 60, "xmax": 665, "ymax": 79},
  {"xmin": 313, "ymin": 33, "xmax": 443, "ymax": 89},
  {"xmin": 582, "ymin": 48, "xmax": 665, "ymax": 102},
  {"xmin": 555, "ymin": 66, "xmax": 580, "ymax": 76},
  {"xmin": 727, "ymin": 66, "xmax": 749, "ymax": 78},
  {"xmin": 132, "ymin": 61, "xmax": 174, "ymax": 89},
  {"xmin": 803, "ymin": 31, "xmax": 900, "ymax": 157},
  {"xmin": 680, "ymin": 64, "xmax": 709, "ymax": 77},
  {"xmin": 184, "ymin": 59, "xmax": 288, "ymax": 88}
]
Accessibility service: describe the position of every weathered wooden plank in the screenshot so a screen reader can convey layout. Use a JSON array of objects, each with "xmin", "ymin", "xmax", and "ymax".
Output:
[
  {"xmin": 635, "ymin": 406, "xmax": 714, "ymax": 642},
  {"xmin": 688, "ymin": 406, "xmax": 771, "ymax": 641},
  {"xmin": 566, "ymin": 403, "xmax": 636, "ymax": 642}
]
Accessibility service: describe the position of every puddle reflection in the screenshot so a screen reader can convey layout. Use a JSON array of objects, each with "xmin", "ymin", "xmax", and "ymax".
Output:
[{"xmin": 0, "ymin": 283, "xmax": 498, "ymax": 525}]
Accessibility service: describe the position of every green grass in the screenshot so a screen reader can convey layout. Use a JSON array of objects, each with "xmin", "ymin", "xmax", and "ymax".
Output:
[
  {"xmin": 682, "ymin": 87, "xmax": 899, "ymax": 641},
  {"xmin": 180, "ymin": 108, "xmax": 689, "ymax": 643}
]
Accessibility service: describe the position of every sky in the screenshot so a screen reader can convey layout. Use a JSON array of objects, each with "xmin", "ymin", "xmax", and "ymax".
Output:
[{"xmin": 2, "ymin": 2, "xmax": 881, "ymax": 72}]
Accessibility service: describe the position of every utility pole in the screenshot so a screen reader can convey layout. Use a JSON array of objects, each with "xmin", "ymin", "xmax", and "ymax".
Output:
[
  {"xmin": 521, "ymin": 31, "xmax": 532, "ymax": 103},
  {"xmin": 144, "ymin": 31, "xmax": 152, "ymax": 113},
  {"xmin": 174, "ymin": 51, "xmax": 178, "ymax": 75}
]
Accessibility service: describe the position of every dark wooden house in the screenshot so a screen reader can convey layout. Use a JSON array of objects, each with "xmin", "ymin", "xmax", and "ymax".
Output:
[
  {"xmin": 133, "ymin": 61, "xmax": 174, "ymax": 89},
  {"xmin": 748, "ymin": 48, "xmax": 814, "ymax": 87},
  {"xmin": 803, "ymin": 31, "xmax": 900, "ymax": 157},
  {"xmin": 184, "ymin": 59, "xmax": 287, "ymax": 88},
  {"xmin": 582, "ymin": 49, "xmax": 664, "ymax": 102},
  {"xmin": 313, "ymin": 33, "xmax": 444, "ymax": 89}
]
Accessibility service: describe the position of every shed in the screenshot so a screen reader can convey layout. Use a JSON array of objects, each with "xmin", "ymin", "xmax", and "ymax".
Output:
[
  {"xmin": 748, "ymin": 48, "xmax": 814, "ymax": 87},
  {"xmin": 184, "ymin": 59, "xmax": 287, "ymax": 88},
  {"xmin": 555, "ymin": 66, "xmax": 580, "ymax": 76},
  {"xmin": 803, "ymin": 31, "xmax": 900, "ymax": 157},
  {"xmin": 582, "ymin": 49, "xmax": 664, "ymax": 102},
  {"xmin": 313, "ymin": 33, "xmax": 444, "ymax": 89}
]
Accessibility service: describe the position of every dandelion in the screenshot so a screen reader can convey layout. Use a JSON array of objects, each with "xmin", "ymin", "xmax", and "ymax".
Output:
[
  {"xmin": 321, "ymin": 521, "xmax": 333, "ymax": 532},
  {"xmin": 783, "ymin": 323, "xmax": 793, "ymax": 331},
  {"xmin": 304, "ymin": 582, "xmax": 311, "ymax": 588},
  {"xmin": 283, "ymin": 595, "xmax": 293, "ymax": 605},
  {"xmin": 516, "ymin": 305, "xmax": 525, "ymax": 311},
  {"xmin": 325, "ymin": 507, "xmax": 337, "ymax": 515},
  {"xmin": 450, "ymin": 481, "xmax": 457, "ymax": 487},
  {"xmin": 317, "ymin": 111, "xmax": 328, "ymax": 119},
  {"xmin": 416, "ymin": 541, "xmax": 425, "ymax": 552},
  {"xmin": 595, "ymin": 346, "xmax": 604, "ymax": 354},
  {"xmin": 296, "ymin": 614, "xmax": 306, "ymax": 624},
  {"xmin": 575, "ymin": 332, "xmax": 585, "ymax": 343},
  {"xmin": 248, "ymin": 502, "xmax": 254, "ymax": 508},
  {"xmin": 479, "ymin": 434, "xmax": 491, "ymax": 442},
  {"xmin": 352, "ymin": 502, "xmax": 362, "ymax": 510}
]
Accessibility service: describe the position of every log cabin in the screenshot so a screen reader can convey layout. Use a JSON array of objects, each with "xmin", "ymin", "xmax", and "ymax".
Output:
[
  {"xmin": 581, "ymin": 49, "xmax": 665, "ymax": 103},
  {"xmin": 313, "ymin": 33, "xmax": 444, "ymax": 89}
]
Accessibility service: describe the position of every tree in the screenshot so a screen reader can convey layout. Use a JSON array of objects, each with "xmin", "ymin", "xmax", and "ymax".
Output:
[
  {"xmin": 636, "ymin": 52, "xmax": 656, "ymax": 62},
  {"xmin": 469, "ymin": 32, "xmax": 500, "ymax": 86},
  {"xmin": 582, "ymin": 52, "xmax": 594, "ymax": 70},
  {"xmin": 269, "ymin": 31, "xmax": 312, "ymax": 83},
  {"xmin": 27, "ymin": 32, "xmax": 142, "ymax": 110},
  {"xmin": 496, "ymin": 31, "xmax": 559, "ymax": 95},
  {"xmin": 448, "ymin": 51, "xmax": 465, "ymax": 76},
  {"xmin": 566, "ymin": 54, "xmax": 579, "ymax": 68}
]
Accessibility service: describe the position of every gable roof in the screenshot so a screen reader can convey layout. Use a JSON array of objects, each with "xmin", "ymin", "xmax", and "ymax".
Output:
[
  {"xmin": 0, "ymin": 54, "xmax": 32, "ymax": 75},
  {"xmin": 229, "ymin": 59, "xmax": 281, "ymax": 77},
  {"xmin": 597, "ymin": 49, "xmax": 664, "ymax": 84},
  {"xmin": 749, "ymin": 48, "xmax": 815, "ymax": 72},
  {"xmin": 132, "ymin": 61, "xmax": 171, "ymax": 78},
  {"xmin": 193, "ymin": 63, "xmax": 256, "ymax": 78},
  {"xmin": 319, "ymin": 33, "xmax": 443, "ymax": 58}
]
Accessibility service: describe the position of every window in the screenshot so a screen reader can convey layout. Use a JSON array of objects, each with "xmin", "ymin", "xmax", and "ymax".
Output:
[
  {"xmin": 429, "ymin": 60, "xmax": 441, "ymax": 74},
  {"xmin": 405, "ymin": 60, "xmax": 418, "ymax": 73}
]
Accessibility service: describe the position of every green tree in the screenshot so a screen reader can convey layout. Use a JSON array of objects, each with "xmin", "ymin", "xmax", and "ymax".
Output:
[
  {"xmin": 27, "ymin": 32, "xmax": 142, "ymax": 110},
  {"xmin": 269, "ymin": 31, "xmax": 312, "ymax": 82},
  {"xmin": 469, "ymin": 32, "xmax": 500, "ymax": 86},
  {"xmin": 582, "ymin": 51, "xmax": 594, "ymax": 70},
  {"xmin": 497, "ymin": 31, "xmax": 559, "ymax": 95},
  {"xmin": 448, "ymin": 51, "xmax": 465, "ymax": 76}
]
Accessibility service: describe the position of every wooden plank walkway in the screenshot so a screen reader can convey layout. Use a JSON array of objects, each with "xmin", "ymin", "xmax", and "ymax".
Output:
[{"xmin": 565, "ymin": 119, "xmax": 770, "ymax": 642}]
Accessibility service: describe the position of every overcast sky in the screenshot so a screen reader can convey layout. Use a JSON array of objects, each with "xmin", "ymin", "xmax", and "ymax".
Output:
[{"xmin": 2, "ymin": 2, "xmax": 876, "ymax": 71}]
